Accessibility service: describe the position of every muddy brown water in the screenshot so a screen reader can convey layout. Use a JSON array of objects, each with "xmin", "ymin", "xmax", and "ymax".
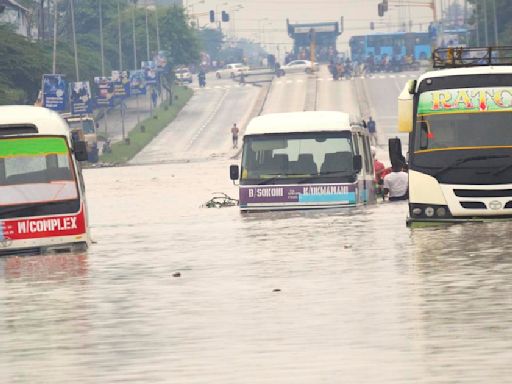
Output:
[{"xmin": 1, "ymin": 159, "xmax": 511, "ymax": 383}]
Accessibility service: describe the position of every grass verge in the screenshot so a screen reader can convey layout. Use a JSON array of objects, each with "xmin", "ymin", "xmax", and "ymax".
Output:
[{"xmin": 100, "ymin": 86, "xmax": 193, "ymax": 164}]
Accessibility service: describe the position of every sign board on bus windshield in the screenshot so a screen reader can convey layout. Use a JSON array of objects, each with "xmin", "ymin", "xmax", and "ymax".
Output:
[{"xmin": 418, "ymin": 87, "xmax": 512, "ymax": 115}]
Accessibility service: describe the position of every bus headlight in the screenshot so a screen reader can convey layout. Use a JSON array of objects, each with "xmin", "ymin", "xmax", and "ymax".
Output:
[
  {"xmin": 412, "ymin": 207, "xmax": 422, "ymax": 216},
  {"xmin": 410, "ymin": 203, "xmax": 452, "ymax": 219}
]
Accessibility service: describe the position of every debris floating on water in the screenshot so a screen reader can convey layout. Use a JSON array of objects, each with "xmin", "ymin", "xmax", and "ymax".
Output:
[
  {"xmin": 172, "ymin": 272, "xmax": 181, "ymax": 278},
  {"xmin": 203, "ymin": 192, "xmax": 239, "ymax": 208},
  {"xmin": 273, "ymin": 289, "xmax": 281, "ymax": 292}
]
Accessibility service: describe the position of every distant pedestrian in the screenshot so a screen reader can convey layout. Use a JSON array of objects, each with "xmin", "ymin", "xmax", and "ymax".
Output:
[
  {"xmin": 151, "ymin": 88, "xmax": 158, "ymax": 108},
  {"xmin": 231, "ymin": 123, "xmax": 240, "ymax": 149},
  {"xmin": 367, "ymin": 116, "xmax": 377, "ymax": 145}
]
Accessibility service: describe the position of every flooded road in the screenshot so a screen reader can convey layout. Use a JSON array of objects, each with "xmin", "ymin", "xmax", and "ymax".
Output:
[
  {"xmin": 1, "ymin": 159, "xmax": 512, "ymax": 383},
  {"xmin": 1, "ymin": 69, "xmax": 512, "ymax": 383}
]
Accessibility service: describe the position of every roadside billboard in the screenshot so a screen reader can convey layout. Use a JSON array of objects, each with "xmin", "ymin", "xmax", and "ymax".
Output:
[
  {"xmin": 70, "ymin": 81, "xmax": 93, "ymax": 115},
  {"xmin": 94, "ymin": 77, "xmax": 114, "ymax": 108},
  {"xmin": 141, "ymin": 61, "xmax": 158, "ymax": 85},
  {"xmin": 112, "ymin": 70, "xmax": 130, "ymax": 98},
  {"xmin": 129, "ymin": 70, "xmax": 146, "ymax": 95},
  {"xmin": 42, "ymin": 74, "xmax": 67, "ymax": 111}
]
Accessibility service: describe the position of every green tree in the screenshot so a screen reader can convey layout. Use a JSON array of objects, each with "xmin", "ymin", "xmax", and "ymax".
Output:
[{"xmin": 467, "ymin": 0, "xmax": 512, "ymax": 45}]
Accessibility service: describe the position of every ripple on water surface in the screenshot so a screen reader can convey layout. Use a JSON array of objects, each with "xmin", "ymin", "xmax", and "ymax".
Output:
[{"xmin": 0, "ymin": 159, "xmax": 511, "ymax": 383}]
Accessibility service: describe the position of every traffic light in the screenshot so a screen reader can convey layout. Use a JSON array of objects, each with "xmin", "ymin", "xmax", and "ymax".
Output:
[
  {"xmin": 221, "ymin": 11, "xmax": 229, "ymax": 22},
  {"xmin": 209, "ymin": 10, "xmax": 215, "ymax": 23},
  {"xmin": 378, "ymin": 3, "xmax": 385, "ymax": 17},
  {"xmin": 370, "ymin": 21, "xmax": 375, "ymax": 30}
]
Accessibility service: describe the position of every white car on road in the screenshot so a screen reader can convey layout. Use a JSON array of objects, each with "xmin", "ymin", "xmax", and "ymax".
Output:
[
  {"xmin": 280, "ymin": 60, "xmax": 319, "ymax": 75},
  {"xmin": 216, "ymin": 63, "xmax": 250, "ymax": 79},
  {"xmin": 175, "ymin": 67, "xmax": 193, "ymax": 84}
]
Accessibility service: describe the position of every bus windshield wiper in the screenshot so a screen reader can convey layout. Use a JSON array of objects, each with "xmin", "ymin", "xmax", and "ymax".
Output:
[
  {"xmin": 433, "ymin": 155, "xmax": 511, "ymax": 177},
  {"xmin": 492, "ymin": 158, "xmax": 512, "ymax": 176}
]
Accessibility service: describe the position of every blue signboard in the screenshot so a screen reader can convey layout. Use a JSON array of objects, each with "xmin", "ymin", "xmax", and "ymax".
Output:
[
  {"xmin": 94, "ymin": 77, "xmax": 114, "ymax": 108},
  {"xmin": 70, "ymin": 81, "xmax": 93, "ymax": 115},
  {"xmin": 42, "ymin": 74, "xmax": 67, "ymax": 111},
  {"xmin": 112, "ymin": 70, "xmax": 130, "ymax": 98},
  {"xmin": 142, "ymin": 61, "xmax": 158, "ymax": 85},
  {"xmin": 130, "ymin": 70, "xmax": 146, "ymax": 95}
]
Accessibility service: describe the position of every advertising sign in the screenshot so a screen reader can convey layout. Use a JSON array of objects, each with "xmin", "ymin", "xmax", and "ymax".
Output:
[
  {"xmin": 112, "ymin": 70, "xmax": 130, "ymax": 98},
  {"xmin": 94, "ymin": 76, "xmax": 114, "ymax": 108},
  {"xmin": 129, "ymin": 70, "xmax": 146, "ymax": 95},
  {"xmin": 154, "ymin": 50, "xmax": 168, "ymax": 70},
  {"xmin": 70, "ymin": 81, "xmax": 93, "ymax": 115},
  {"xmin": 239, "ymin": 184, "xmax": 357, "ymax": 207},
  {"xmin": 141, "ymin": 61, "xmax": 158, "ymax": 85},
  {"xmin": 418, "ymin": 87, "xmax": 512, "ymax": 115},
  {"xmin": 42, "ymin": 74, "xmax": 67, "ymax": 111},
  {"xmin": 0, "ymin": 209, "xmax": 86, "ymax": 241}
]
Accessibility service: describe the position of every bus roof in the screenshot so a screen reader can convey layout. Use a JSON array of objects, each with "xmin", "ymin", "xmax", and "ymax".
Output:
[
  {"xmin": 417, "ymin": 65, "xmax": 512, "ymax": 89},
  {"xmin": 0, "ymin": 106, "xmax": 71, "ymax": 138},
  {"xmin": 244, "ymin": 111, "xmax": 355, "ymax": 136}
]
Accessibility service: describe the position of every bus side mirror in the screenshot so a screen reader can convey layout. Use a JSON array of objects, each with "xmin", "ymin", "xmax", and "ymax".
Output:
[
  {"xmin": 74, "ymin": 141, "xmax": 88, "ymax": 162},
  {"xmin": 230, "ymin": 164, "xmax": 240, "ymax": 181},
  {"xmin": 398, "ymin": 83, "xmax": 414, "ymax": 133},
  {"xmin": 389, "ymin": 138, "xmax": 405, "ymax": 168},
  {"xmin": 353, "ymin": 155, "xmax": 362, "ymax": 173}
]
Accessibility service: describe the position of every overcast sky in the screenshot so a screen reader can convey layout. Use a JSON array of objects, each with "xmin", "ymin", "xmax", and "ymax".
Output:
[{"xmin": 187, "ymin": 0, "xmax": 461, "ymax": 57}]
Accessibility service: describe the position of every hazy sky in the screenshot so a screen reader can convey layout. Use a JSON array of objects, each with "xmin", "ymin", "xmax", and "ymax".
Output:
[{"xmin": 187, "ymin": 0, "xmax": 457, "ymax": 56}]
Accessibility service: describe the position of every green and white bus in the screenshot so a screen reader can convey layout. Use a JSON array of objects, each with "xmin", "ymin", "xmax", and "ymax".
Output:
[{"xmin": 391, "ymin": 47, "xmax": 512, "ymax": 226}]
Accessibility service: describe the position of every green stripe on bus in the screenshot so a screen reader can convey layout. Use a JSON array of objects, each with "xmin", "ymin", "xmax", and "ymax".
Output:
[{"xmin": 0, "ymin": 137, "xmax": 68, "ymax": 157}]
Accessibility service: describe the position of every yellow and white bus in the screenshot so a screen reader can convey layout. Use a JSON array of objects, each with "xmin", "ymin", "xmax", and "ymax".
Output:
[
  {"xmin": 392, "ymin": 47, "xmax": 512, "ymax": 226},
  {"xmin": 0, "ymin": 106, "xmax": 91, "ymax": 255}
]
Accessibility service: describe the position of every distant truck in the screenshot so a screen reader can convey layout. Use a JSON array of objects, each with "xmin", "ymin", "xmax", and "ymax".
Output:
[
  {"xmin": 391, "ymin": 46, "xmax": 512, "ymax": 226},
  {"xmin": 62, "ymin": 114, "xmax": 99, "ymax": 163}
]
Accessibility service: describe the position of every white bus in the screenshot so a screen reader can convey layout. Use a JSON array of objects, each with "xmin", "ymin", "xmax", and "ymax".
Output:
[
  {"xmin": 392, "ymin": 47, "xmax": 512, "ymax": 226},
  {"xmin": 230, "ymin": 111, "xmax": 377, "ymax": 211},
  {"xmin": 0, "ymin": 106, "xmax": 91, "ymax": 255}
]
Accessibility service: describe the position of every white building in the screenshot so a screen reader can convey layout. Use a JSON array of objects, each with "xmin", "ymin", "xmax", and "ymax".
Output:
[{"xmin": 0, "ymin": 0, "xmax": 31, "ymax": 38}]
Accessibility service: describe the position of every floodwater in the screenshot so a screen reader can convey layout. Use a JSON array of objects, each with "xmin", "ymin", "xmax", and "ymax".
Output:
[{"xmin": 1, "ymin": 159, "xmax": 512, "ymax": 383}]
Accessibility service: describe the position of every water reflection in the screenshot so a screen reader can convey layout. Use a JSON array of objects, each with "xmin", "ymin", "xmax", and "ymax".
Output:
[{"xmin": 0, "ymin": 160, "xmax": 511, "ymax": 383}]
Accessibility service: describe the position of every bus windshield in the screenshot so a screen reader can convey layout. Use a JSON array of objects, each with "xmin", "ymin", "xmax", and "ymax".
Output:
[
  {"xmin": 0, "ymin": 137, "xmax": 78, "ymax": 208},
  {"xmin": 241, "ymin": 132, "xmax": 354, "ymax": 182},
  {"xmin": 414, "ymin": 87, "xmax": 512, "ymax": 155},
  {"xmin": 415, "ymin": 112, "xmax": 512, "ymax": 153}
]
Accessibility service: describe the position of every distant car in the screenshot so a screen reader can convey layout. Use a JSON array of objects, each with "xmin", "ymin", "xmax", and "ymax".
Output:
[
  {"xmin": 281, "ymin": 60, "xmax": 319, "ymax": 75},
  {"xmin": 175, "ymin": 67, "xmax": 193, "ymax": 84},
  {"xmin": 216, "ymin": 63, "xmax": 250, "ymax": 79}
]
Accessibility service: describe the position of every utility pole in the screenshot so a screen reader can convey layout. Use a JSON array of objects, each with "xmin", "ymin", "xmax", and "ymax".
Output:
[
  {"xmin": 117, "ymin": 0, "xmax": 123, "ymax": 70},
  {"xmin": 144, "ymin": 0, "xmax": 150, "ymax": 61},
  {"xmin": 132, "ymin": 1, "xmax": 137, "ymax": 69},
  {"xmin": 70, "ymin": 0, "xmax": 79, "ymax": 81},
  {"xmin": 155, "ymin": 6, "xmax": 161, "ymax": 51},
  {"xmin": 491, "ymin": 0, "xmax": 499, "ymax": 46},
  {"xmin": 483, "ymin": 0, "xmax": 489, "ymax": 46},
  {"xmin": 52, "ymin": 0, "xmax": 58, "ymax": 73},
  {"xmin": 99, "ymin": 0, "xmax": 105, "ymax": 76}
]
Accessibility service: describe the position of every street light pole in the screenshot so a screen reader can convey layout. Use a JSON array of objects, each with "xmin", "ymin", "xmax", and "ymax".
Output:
[
  {"xmin": 132, "ymin": 1, "xmax": 138, "ymax": 69},
  {"xmin": 99, "ymin": 0, "xmax": 105, "ymax": 76},
  {"xmin": 52, "ymin": 0, "xmax": 58, "ymax": 74},
  {"xmin": 144, "ymin": 0, "xmax": 150, "ymax": 61},
  {"xmin": 118, "ymin": 0, "xmax": 123, "ymax": 70},
  {"xmin": 483, "ymin": 0, "xmax": 489, "ymax": 46},
  {"xmin": 70, "ymin": 0, "xmax": 79, "ymax": 81},
  {"xmin": 491, "ymin": 0, "xmax": 499, "ymax": 46}
]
